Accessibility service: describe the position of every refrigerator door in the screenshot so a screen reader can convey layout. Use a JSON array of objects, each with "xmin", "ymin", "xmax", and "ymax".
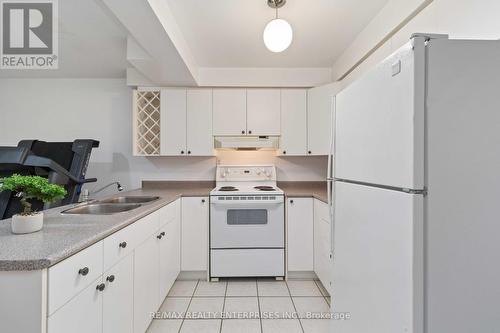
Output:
[
  {"xmin": 335, "ymin": 38, "xmax": 426, "ymax": 190},
  {"xmin": 331, "ymin": 181, "xmax": 423, "ymax": 333}
]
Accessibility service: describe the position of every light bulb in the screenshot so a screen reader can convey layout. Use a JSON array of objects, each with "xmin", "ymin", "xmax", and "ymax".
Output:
[{"xmin": 263, "ymin": 18, "xmax": 293, "ymax": 53}]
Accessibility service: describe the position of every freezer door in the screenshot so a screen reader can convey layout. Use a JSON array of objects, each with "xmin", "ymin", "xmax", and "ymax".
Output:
[
  {"xmin": 335, "ymin": 39, "xmax": 425, "ymax": 190},
  {"xmin": 331, "ymin": 181, "xmax": 423, "ymax": 333}
]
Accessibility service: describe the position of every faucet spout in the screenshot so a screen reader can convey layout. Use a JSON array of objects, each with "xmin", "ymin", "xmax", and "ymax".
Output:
[{"xmin": 81, "ymin": 181, "xmax": 123, "ymax": 202}]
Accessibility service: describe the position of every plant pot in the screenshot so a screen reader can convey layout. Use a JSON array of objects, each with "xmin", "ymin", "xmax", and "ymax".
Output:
[{"xmin": 11, "ymin": 212, "xmax": 44, "ymax": 234}]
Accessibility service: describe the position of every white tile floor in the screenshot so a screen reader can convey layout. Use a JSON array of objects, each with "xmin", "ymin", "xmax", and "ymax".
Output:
[{"xmin": 147, "ymin": 278, "xmax": 332, "ymax": 333}]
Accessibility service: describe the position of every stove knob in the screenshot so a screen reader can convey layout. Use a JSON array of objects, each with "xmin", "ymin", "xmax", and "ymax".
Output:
[{"xmin": 220, "ymin": 169, "xmax": 226, "ymax": 178}]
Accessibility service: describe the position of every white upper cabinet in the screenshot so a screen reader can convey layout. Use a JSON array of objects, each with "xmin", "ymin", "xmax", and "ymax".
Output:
[
  {"xmin": 186, "ymin": 89, "xmax": 214, "ymax": 156},
  {"xmin": 247, "ymin": 89, "xmax": 281, "ymax": 136},
  {"xmin": 160, "ymin": 88, "xmax": 214, "ymax": 156},
  {"xmin": 307, "ymin": 86, "xmax": 334, "ymax": 155},
  {"xmin": 280, "ymin": 89, "xmax": 307, "ymax": 155},
  {"xmin": 213, "ymin": 89, "xmax": 247, "ymax": 136},
  {"xmin": 134, "ymin": 86, "xmax": 335, "ymax": 157},
  {"xmin": 160, "ymin": 89, "xmax": 187, "ymax": 156}
]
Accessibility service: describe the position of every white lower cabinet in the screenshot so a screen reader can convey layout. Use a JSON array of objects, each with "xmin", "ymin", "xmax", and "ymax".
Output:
[
  {"xmin": 103, "ymin": 254, "xmax": 134, "ymax": 333},
  {"xmin": 286, "ymin": 197, "xmax": 314, "ymax": 271},
  {"xmin": 181, "ymin": 197, "xmax": 209, "ymax": 271},
  {"xmin": 134, "ymin": 231, "xmax": 161, "ymax": 333},
  {"xmin": 47, "ymin": 276, "xmax": 103, "ymax": 333},
  {"xmin": 314, "ymin": 199, "xmax": 333, "ymax": 295},
  {"xmin": 46, "ymin": 199, "xmax": 183, "ymax": 333},
  {"xmin": 158, "ymin": 201, "xmax": 181, "ymax": 301}
]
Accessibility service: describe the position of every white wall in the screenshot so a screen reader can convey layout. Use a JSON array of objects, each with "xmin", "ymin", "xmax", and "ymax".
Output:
[
  {"xmin": 335, "ymin": 0, "xmax": 500, "ymax": 87},
  {"xmin": 0, "ymin": 79, "xmax": 326, "ymax": 196}
]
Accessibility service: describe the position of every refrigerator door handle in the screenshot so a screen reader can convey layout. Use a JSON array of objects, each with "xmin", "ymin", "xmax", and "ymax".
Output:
[{"xmin": 330, "ymin": 180, "xmax": 336, "ymax": 255}]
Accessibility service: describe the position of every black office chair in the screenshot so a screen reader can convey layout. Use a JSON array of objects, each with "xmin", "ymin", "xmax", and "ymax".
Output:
[{"xmin": 0, "ymin": 139, "xmax": 99, "ymax": 219}]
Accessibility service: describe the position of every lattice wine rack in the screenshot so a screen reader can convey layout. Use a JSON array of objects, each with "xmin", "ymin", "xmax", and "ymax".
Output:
[{"xmin": 133, "ymin": 90, "xmax": 161, "ymax": 155}]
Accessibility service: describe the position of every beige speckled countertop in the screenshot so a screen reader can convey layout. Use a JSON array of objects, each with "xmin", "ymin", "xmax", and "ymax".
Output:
[
  {"xmin": 0, "ymin": 180, "xmax": 326, "ymax": 271},
  {"xmin": 0, "ymin": 181, "xmax": 214, "ymax": 271},
  {"xmin": 278, "ymin": 181, "xmax": 328, "ymax": 203}
]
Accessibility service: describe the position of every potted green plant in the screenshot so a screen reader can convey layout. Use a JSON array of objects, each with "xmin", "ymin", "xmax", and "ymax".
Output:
[{"xmin": 0, "ymin": 174, "xmax": 67, "ymax": 234}]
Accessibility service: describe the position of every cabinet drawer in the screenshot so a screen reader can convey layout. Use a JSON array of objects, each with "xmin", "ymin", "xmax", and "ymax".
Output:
[
  {"xmin": 159, "ymin": 199, "xmax": 179, "ymax": 228},
  {"xmin": 103, "ymin": 211, "xmax": 160, "ymax": 271},
  {"xmin": 128, "ymin": 210, "xmax": 160, "ymax": 245},
  {"xmin": 48, "ymin": 241, "xmax": 103, "ymax": 315},
  {"xmin": 211, "ymin": 249, "xmax": 284, "ymax": 277},
  {"xmin": 103, "ymin": 224, "xmax": 135, "ymax": 272}
]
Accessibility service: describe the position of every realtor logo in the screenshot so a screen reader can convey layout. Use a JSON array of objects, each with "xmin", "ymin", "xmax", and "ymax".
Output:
[{"xmin": 1, "ymin": 0, "xmax": 58, "ymax": 69}]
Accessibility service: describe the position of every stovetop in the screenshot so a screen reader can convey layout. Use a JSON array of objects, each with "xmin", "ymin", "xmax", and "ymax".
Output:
[
  {"xmin": 211, "ymin": 165, "xmax": 284, "ymax": 196},
  {"xmin": 210, "ymin": 183, "xmax": 284, "ymax": 196}
]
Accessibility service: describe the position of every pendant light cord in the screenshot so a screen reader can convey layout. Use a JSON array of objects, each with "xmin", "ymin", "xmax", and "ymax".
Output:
[{"xmin": 274, "ymin": 0, "xmax": 278, "ymax": 19}]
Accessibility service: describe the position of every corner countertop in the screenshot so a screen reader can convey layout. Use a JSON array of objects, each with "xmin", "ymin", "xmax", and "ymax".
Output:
[
  {"xmin": 278, "ymin": 181, "xmax": 328, "ymax": 203},
  {"xmin": 0, "ymin": 180, "xmax": 326, "ymax": 272}
]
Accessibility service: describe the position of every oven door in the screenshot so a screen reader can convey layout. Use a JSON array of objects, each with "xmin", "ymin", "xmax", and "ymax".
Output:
[{"xmin": 210, "ymin": 198, "xmax": 285, "ymax": 249}]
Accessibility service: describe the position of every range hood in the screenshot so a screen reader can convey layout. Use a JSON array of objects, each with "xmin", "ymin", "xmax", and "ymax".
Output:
[{"xmin": 214, "ymin": 136, "xmax": 279, "ymax": 150}]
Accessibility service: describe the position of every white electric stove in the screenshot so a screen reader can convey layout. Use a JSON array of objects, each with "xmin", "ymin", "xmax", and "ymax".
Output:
[{"xmin": 209, "ymin": 165, "xmax": 285, "ymax": 279}]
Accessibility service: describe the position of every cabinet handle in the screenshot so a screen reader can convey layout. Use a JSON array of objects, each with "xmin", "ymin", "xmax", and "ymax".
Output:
[
  {"xmin": 106, "ymin": 275, "xmax": 115, "ymax": 283},
  {"xmin": 187, "ymin": 151, "xmax": 191, "ymax": 155},
  {"xmin": 308, "ymin": 151, "xmax": 312, "ymax": 154},
  {"xmin": 119, "ymin": 241, "xmax": 127, "ymax": 248},
  {"xmin": 160, "ymin": 231, "xmax": 166, "ymax": 236},
  {"xmin": 241, "ymin": 130, "xmax": 245, "ymax": 134},
  {"xmin": 78, "ymin": 267, "xmax": 89, "ymax": 276},
  {"xmin": 290, "ymin": 199, "xmax": 294, "ymax": 204},
  {"xmin": 248, "ymin": 130, "xmax": 252, "ymax": 134},
  {"xmin": 283, "ymin": 151, "xmax": 286, "ymax": 155},
  {"xmin": 181, "ymin": 151, "xmax": 185, "ymax": 154},
  {"xmin": 201, "ymin": 199, "xmax": 206, "ymax": 203},
  {"xmin": 96, "ymin": 283, "xmax": 106, "ymax": 292},
  {"xmin": 157, "ymin": 233, "xmax": 163, "ymax": 239}
]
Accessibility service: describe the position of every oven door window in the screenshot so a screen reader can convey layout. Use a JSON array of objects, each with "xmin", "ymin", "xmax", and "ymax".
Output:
[{"xmin": 227, "ymin": 209, "xmax": 268, "ymax": 225}]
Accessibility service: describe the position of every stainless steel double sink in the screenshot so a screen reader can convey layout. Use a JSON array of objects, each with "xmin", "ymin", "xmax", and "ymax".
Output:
[{"xmin": 61, "ymin": 196, "xmax": 160, "ymax": 215}]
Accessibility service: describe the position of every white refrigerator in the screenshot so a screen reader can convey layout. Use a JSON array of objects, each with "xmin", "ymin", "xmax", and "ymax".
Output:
[{"xmin": 330, "ymin": 34, "xmax": 500, "ymax": 333}]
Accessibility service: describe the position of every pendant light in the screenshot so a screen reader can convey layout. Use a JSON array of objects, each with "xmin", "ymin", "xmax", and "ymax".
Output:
[{"xmin": 263, "ymin": 0, "xmax": 293, "ymax": 53}]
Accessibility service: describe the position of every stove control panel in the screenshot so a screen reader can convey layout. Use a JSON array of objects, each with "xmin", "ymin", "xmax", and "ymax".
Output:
[{"xmin": 216, "ymin": 165, "xmax": 276, "ymax": 182}]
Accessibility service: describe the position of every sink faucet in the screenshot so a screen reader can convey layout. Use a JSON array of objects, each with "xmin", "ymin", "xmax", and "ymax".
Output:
[{"xmin": 81, "ymin": 181, "xmax": 123, "ymax": 202}]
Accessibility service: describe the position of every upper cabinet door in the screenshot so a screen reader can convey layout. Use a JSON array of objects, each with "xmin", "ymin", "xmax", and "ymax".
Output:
[
  {"xmin": 160, "ymin": 89, "xmax": 187, "ymax": 156},
  {"xmin": 247, "ymin": 89, "xmax": 281, "ymax": 136},
  {"xmin": 280, "ymin": 89, "xmax": 307, "ymax": 155},
  {"xmin": 187, "ymin": 89, "xmax": 214, "ymax": 156},
  {"xmin": 307, "ymin": 86, "xmax": 333, "ymax": 155},
  {"xmin": 213, "ymin": 89, "xmax": 247, "ymax": 136}
]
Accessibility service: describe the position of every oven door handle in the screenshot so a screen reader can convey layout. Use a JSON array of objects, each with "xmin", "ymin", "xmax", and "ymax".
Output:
[{"xmin": 210, "ymin": 200, "xmax": 284, "ymax": 206}]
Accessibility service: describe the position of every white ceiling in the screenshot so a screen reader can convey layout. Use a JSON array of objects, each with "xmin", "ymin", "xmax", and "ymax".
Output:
[
  {"xmin": 0, "ymin": 0, "xmax": 128, "ymax": 78},
  {"xmin": 165, "ymin": 0, "xmax": 390, "ymax": 68}
]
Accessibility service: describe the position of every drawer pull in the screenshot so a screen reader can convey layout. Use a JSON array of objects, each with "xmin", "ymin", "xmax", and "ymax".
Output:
[
  {"xmin": 106, "ymin": 275, "xmax": 115, "ymax": 283},
  {"xmin": 96, "ymin": 283, "xmax": 106, "ymax": 292},
  {"xmin": 119, "ymin": 241, "xmax": 127, "ymax": 248},
  {"xmin": 201, "ymin": 199, "xmax": 206, "ymax": 203},
  {"xmin": 78, "ymin": 267, "xmax": 89, "ymax": 276},
  {"xmin": 290, "ymin": 199, "xmax": 294, "ymax": 204},
  {"xmin": 157, "ymin": 234, "xmax": 163, "ymax": 239},
  {"xmin": 160, "ymin": 231, "xmax": 165, "ymax": 236}
]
